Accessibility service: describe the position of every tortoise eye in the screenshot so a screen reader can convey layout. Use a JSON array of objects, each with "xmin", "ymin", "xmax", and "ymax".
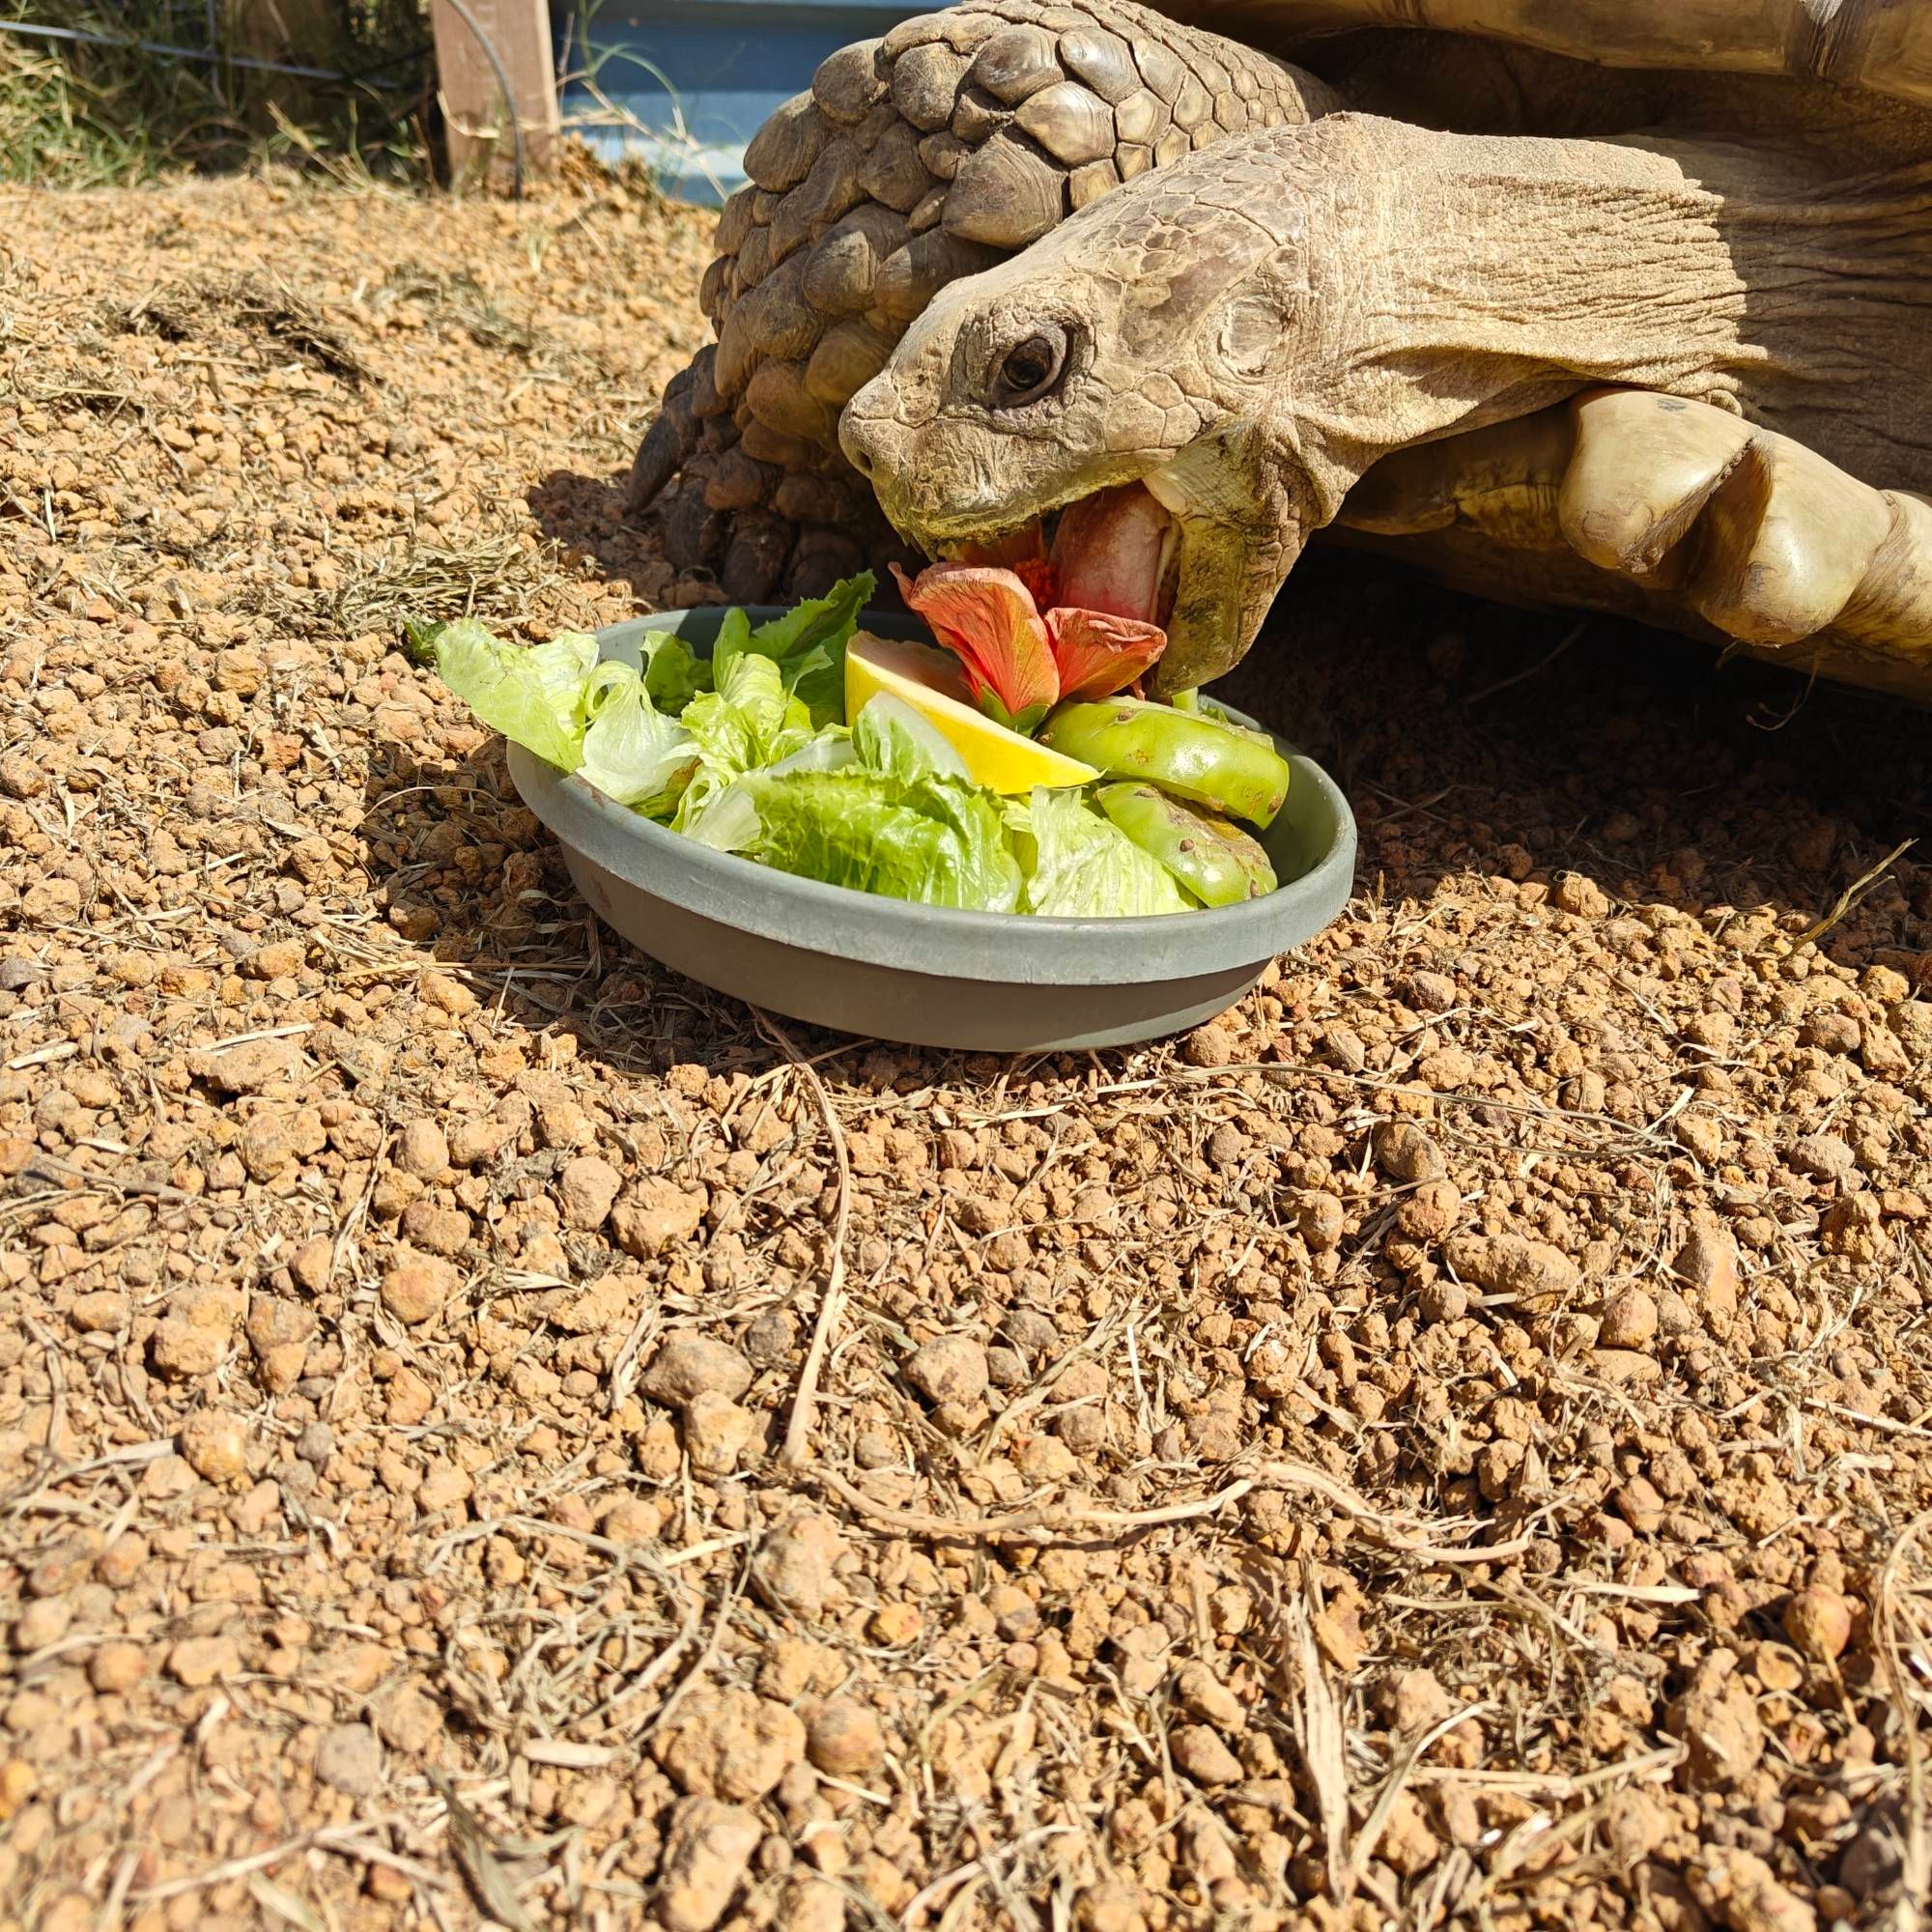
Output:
[{"xmin": 993, "ymin": 327, "xmax": 1067, "ymax": 407}]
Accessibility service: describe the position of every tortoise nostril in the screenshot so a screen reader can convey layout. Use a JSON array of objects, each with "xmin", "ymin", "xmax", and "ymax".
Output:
[{"xmin": 839, "ymin": 412, "xmax": 881, "ymax": 481}]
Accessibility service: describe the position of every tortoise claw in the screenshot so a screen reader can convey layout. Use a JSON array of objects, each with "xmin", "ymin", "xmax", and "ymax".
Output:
[
  {"xmin": 623, "ymin": 398, "xmax": 695, "ymax": 517},
  {"xmin": 1556, "ymin": 389, "xmax": 1750, "ymax": 578}
]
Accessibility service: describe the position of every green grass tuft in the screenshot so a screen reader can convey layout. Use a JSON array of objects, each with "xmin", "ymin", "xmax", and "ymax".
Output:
[{"xmin": 0, "ymin": 0, "xmax": 432, "ymax": 186}]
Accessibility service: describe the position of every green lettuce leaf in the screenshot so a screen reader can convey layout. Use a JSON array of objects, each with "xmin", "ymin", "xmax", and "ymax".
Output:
[
  {"xmin": 852, "ymin": 693, "xmax": 969, "ymax": 785},
  {"xmin": 678, "ymin": 698, "xmax": 747, "ymax": 789},
  {"xmin": 707, "ymin": 606, "xmax": 755, "ymax": 696},
  {"xmin": 753, "ymin": 572, "xmax": 875, "ymax": 729},
  {"xmin": 728, "ymin": 648, "xmax": 809, "ymax": 750},
  {"xmin": 726, "ymin": 764, "xmax": 1020, "ymax": 911},
  {"xmin": 673, "ymin": 650, "xmax": 823, "ymax": 833},
  {"xmin": 578, "ymin": 662, "xmax": 699, "ymax": 810},
  {"xmin": 786, "ymin": 650, "xmax": 847, "ymax": 731},
  {"xmin": 1010, "ymin": 787, "xmax": 1192, "ymax": 917},
  {"xmin": 682, "ymin": 784, "xmax": 761, "ymax": 853},
  {"xmin": 684, "ymin": 729, "xmax": 860, "ymax": 851},
  {"xmin": 768, "ymin": 729, "xmax": 857, "ymax": 777},
  {"xmin": 916, "ymin": 781, "xmax": 1024, "ymax": 911},
  {"xmin": 637, "ymin": 632, "xmax": 712, "ymax": 714},
  {"xmin": 425, "ymin": 621, "xmax": 598, "ymax": 770},
  {"xmin": 680, "ymin": 652, "xmax": 814, "ymax": 779},
  {"xmin": 751, "ymin": 571, "xmax": 875, "ymax": 661}
]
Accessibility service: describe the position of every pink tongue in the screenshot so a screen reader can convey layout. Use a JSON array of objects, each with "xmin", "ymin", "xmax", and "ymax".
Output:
[{"xmin": 1050, "ymin": 484, "xmax": 1168, "ymax": 624}]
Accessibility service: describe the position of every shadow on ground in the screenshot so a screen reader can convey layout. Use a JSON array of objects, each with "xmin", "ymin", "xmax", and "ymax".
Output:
[
  {"xmin": 525, "ymin": 468, "xmax": 673, "ymax": 611},
  {"xmin": 365, "ymin": 552, "xmax": 1931, "ymax": 1084},
  {"xmin": 1219, "ymin": 551, "xmax": 1930, "ymax": 965}
]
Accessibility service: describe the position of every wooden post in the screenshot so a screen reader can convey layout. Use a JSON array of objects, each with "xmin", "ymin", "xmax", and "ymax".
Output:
[{"xmin": 429, "ymin": 0, "xmax": 560, "ymax": 188}]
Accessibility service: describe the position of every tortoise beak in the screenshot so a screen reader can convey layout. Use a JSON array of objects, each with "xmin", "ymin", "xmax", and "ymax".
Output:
[
  {"xmin": 838, "ymin": 395, "xmax": 894, "ymax": 491},
  {"xmin": 1145, "ymin": 472, "xmax": 1309, "ymax": 696}
]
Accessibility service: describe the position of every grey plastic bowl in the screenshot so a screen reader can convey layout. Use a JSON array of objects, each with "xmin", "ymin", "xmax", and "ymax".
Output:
[{"xmin": 505, "ymin": 607, "xmax": 1355, "ymax": 1051}]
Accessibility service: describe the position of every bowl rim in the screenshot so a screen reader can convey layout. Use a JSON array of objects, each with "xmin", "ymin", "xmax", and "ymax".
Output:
[{"xmin": 504, "ymin": 608, "xmax": 1357, "ymax": 989}]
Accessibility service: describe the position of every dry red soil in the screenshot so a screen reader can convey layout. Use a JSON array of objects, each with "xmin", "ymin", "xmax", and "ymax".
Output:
[{"xmin": 1, "ymin": 168, "xmax": 1929, "ymax": 1932}]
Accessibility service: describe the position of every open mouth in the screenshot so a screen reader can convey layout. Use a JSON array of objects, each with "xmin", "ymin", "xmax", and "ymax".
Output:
[
  {"xmin": 894, "ymin": 481, "xmax": 1188, "ymax": 724},
  {"xmin": 935, "ymin": 482, "xmax": 1181, "ymax": 631}
]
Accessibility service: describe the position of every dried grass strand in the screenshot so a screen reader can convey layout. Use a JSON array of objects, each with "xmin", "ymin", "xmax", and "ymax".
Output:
[{"xmin": 761, "ymin": 1016, "xmax": 852, "ymax": 1468}]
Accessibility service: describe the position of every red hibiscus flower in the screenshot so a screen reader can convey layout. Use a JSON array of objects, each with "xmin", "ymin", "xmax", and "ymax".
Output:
[{"xmin": 891, "ymin": 561, "xmax": 1167, "ymax": 733}]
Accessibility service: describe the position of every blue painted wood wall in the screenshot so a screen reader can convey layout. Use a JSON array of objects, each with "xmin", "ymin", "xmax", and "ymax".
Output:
[{"xmin": 554, "ymin": 0, "xmax": 919, "ymax": 205}]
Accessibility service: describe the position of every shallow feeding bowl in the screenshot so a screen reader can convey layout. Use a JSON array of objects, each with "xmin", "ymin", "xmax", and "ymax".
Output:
[{"xmin": 506, "ymin": 607, "xmax": 1356, "ymax": 1052}]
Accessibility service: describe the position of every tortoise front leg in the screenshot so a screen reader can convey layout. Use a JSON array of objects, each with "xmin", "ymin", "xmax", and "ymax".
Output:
[{"xmin": 1334, "ymin": 389, "xmax": 1932, "ymax": 698}]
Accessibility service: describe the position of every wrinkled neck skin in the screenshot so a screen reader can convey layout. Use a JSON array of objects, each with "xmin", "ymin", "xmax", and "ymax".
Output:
[{"xmin": 844, "ymin": 112, "xmax": 1928, "ymax": 691}]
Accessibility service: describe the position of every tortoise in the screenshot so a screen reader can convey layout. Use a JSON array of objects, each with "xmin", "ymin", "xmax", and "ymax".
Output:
[{"xmin": 627, "ymin": 0, "xmax": 1932, "ymax": 700}]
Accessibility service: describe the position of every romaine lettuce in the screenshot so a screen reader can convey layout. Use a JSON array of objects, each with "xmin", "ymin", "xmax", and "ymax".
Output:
[
  {"xmin": 852, "ymin": 693, "xmax": 969, "ymax": 784},
  {"xmin": 684, "ymin": 730, "xmax": 858, "ymax": 852},
  {"xmin": 1009, "ymin": 787, "xmax": 1192, "ymax": 917},
  {"xmin": 726, "ymin": 767, "xmax": 1022, "ymax": 911},
  {"xmin": 422, "ymin": 621, "xmax": 598, "ymax": 771},
  {"xmin": 681, "ymin": 651, "xmax": 811, "ymax": 774},
  {"xmin": 706, "ymin": 607, "xmax": 755, "ymax": 696},
  {"xmin": 637, "ymin": 632, "xmax": 711, "ymax": 714},
  {"xmin": 774, "ymin": 734, "xmax": 854, "ymax": 774},
  {"xmin": 578, "ymin": 662, "xmax": 698, "ymax": 810},
  {"xmin": 751, "ymin": 571, "xmax": 874, "ymax": 661},
  {"xmin": 753, "ymin": 572, "xmax": 875, "ymax": 729},
  {"xmin": 709, "ymin": 693, "xmax": 1016, "ymax": 909}
]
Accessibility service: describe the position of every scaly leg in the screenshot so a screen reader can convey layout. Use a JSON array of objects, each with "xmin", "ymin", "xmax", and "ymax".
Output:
[{"xmin": 1334, "ymin": 389, "xmax": 1932, "ymax": 698}]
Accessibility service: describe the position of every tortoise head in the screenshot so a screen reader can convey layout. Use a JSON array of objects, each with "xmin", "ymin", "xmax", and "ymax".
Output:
[
  {"xmin": 839, "ymin": 143, "xmax": 1356, "ymax": 693},
  {"xmin": 841, "ymin": 110, "xmax": 1774, "ymax": 690}
]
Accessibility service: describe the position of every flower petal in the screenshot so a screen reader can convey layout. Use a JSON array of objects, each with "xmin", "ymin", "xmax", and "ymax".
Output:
[
  {"xmin": 1045, "ymin": 607, "xmax": 1168, "ymax": 701},
  {"xmin": 891, "ymin": 562, "xmax": 1060, "ymax": 723},
  {"xmin": 1011, "ymin": 556, "xmax": 1061, "ymax": 611}
]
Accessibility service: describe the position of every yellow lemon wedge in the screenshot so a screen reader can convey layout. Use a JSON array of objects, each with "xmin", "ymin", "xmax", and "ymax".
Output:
[{"xmin": 845, "ymin": 633, "xmax": 1097, "ymax": 793}]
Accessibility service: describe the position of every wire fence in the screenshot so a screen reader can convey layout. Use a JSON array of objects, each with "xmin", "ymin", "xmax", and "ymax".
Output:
[
  {"xmin": 0, "ymin": 0, "xmax": 433, "ymax": 182},
  {"xmin": 2, "ymin": 1, "xmax": 762, "ymax": 202}
]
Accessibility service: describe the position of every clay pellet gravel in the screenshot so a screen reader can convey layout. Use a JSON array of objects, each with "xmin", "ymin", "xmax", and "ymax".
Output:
[{"xmin": 1, "ymin": 167, "xmax": 1930, "ymax": 1932}]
